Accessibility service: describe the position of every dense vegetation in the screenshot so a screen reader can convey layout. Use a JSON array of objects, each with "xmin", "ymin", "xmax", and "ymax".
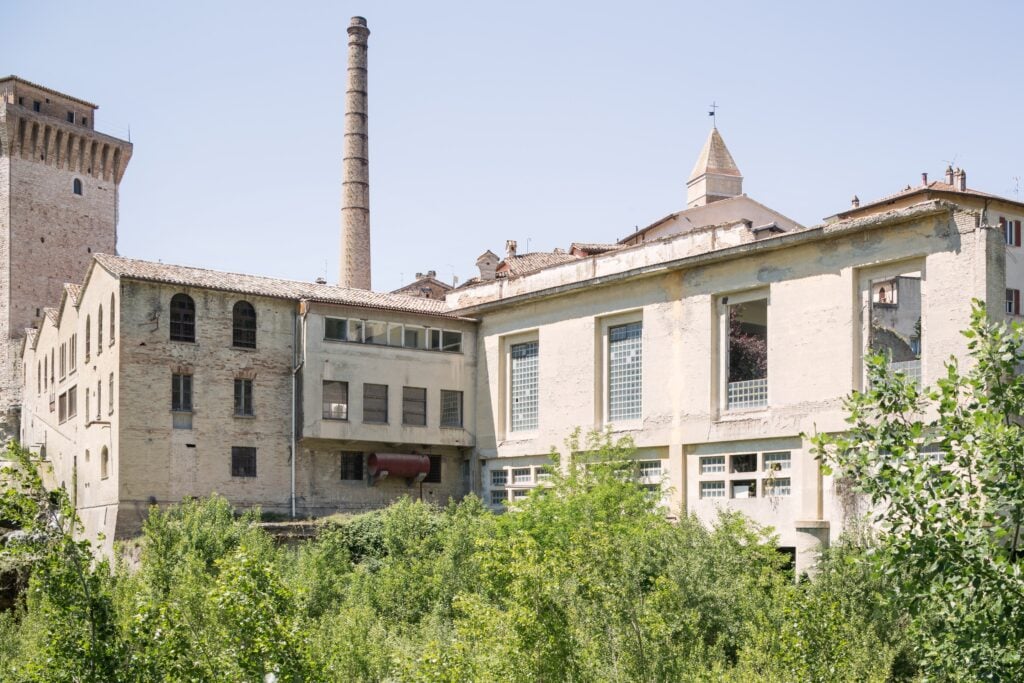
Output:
[{"xmin": 0, "ymin": 301, "xmax": 1021, "ymax": 681}]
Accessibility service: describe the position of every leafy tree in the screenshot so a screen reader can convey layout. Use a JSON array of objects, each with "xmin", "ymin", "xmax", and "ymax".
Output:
[{"xmin": 812, "ymin": 300, "xmax": 1024, "ymax": 680}]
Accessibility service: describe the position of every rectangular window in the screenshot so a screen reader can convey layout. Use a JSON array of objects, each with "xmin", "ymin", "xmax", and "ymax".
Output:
[
  {"xmin": 490, "ymin": 469, "xmax": 508, "ymax": 487},
  {"xmin": 363, "ymin": 383, "xmax": 388, "ymax": 423},
  {"xmin": 441, "ymin": 330, "xmax": 462, "ymax": 352},
  {"xmin": 58, "ymin": 392, "xmax": 67, "ymax": 423},
  {"xmin": 536, "ymin": 467, "xmax": 552, "ymax": 483},
  {"xmin": 638, "ymin": 460, "xmax": 662, "ymax": 477},
  {"xmin": 69, "ymin": 334, "xmax": 76, "ymax": 373},
  {"xmin": 66, "ymin": 111, "xmax": 74, "ymax": 123},
  {"xmin": 1007, "ymin": 289, "xmax": 1021, "ymax": 316},
  {"xmin": 869, "ymin": 272, "xmax": 922, "ymax": 385},
  {"xmin": 510, "ymin": 340, "xmax": 539, "ymax": 432},
  {"xmin": 364, "ymin": 321, "xmax": 387, "ymax": 345},
  {"xmin": 440, "ymin": 390, "xmax": 463, "ymax": 427},
  {"xmin": 324, "ymin": 317, "xmax": 348, "ymax": 341},
  {"xmin": 172, "ymin": 373, "xmax": 193, "ymax": 412},
  {"xmin": 424, "ymin": 455, "xmax": 442, "ymax": 483},
  {"xmin": 1002, "ymin": 217, "xmax": 1022, "ymax": 247},
  {"xmin": 68, "ymin": 386, "xmax": 77, "ymax": 419},
  {"xmin": 731, "ymin": 479, "xmax": 757, "ymax": 499},
  {"xmin": 404, "ymin": 326, "xmax": 425, "ymax": 348},
  {"xmin": 231, "ymin": 446, "xmax": 257, "ymax": 478},
  {"xmin": 700, "ymin": 456, "xmax": 726, "ymax": 474},
  {"xmin": 340, "ymin": 451, "xmax": 364, "ymax": 481},
  {"xmin": 322, "ymin": 380, "xmax": 349, "ymax": 420},
  {"xmin": 763, "ymin": 477, "xmax": 792, "ymax": 497},
  {"xmin": 763, "ymin": 451, "xmax": 791, "ymax": 471},
  {"xmin": 726, "ymin": 298, "xmax": 768, "ymax": 410},
  {"xmin": 108, "ymin": 374, "xmax": 114, "ymax": 415},
  {"xmin": 511, "ymin": 467, "xmax": 532, "ymax": 485},
  {"xmin": 608, "ymin": 321, "xmax": 642, "ymax": 421},
  {"xmin": 490, "ymin": 490, "xmax": 507, "ymax": 505},
  {"xmin": 96, "ymin": 381, "xmax": 101, "ymax": 420},
  {"xmin": 402, "ymin": 386, "xmax": 427, "ymax": 426},
  {"xmin": 59, "ymin": 343, "xmax": 66, "ymax": 379},
  {"xmin": 33, "ymin": 101, "xmax": 41, "ymax": 112},
  {"xmin": 234, "ymin": 378, "xmax": 254, "ymax": 416},
  {"xmin": 731, "ymin": 453, "xmax": 757, "ymax": 473}
]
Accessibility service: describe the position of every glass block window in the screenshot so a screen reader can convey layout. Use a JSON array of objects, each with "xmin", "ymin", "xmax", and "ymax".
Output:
[
  {"xmin": 763, "ymin": 477, "xmax": 791, "ymax": 497},
  {"xmin": 608, "ymin": 322, "xmax": 642, "ymax": 421},
  {"xmin": 231, "ymin": 447, "xmax": 257, "ymax": 478},
  {"xmin": 700, "ymin": 456, "xmax": 725, "ymax": 474},
  {"xmin": 402, "ymin": 386, "xmax": 427, "ymax": 426},
  {"xmin": 512, "ymin": 467, "xmax": 532, "ymax": 485},
  {"xmin": 701, "ymin": 481, "xmax": 726, "ymax": 498},
  {"xmin": 440, "ymin": 390, "xmax": 463, "ymax": 427},
  {"xmin": 490, "ymin": 490, "xmax": 506, "ymax": 505},
  {"xmin": 490, "ymin": 469, "xmax": 508, "ymax": 487},
  {"xmin": 763, "ymin": 451, "xmax": 791, "ymax": 471},
  {"xmin": 510, "ymin": 341, "xmax": 539, "ymax": 432}
]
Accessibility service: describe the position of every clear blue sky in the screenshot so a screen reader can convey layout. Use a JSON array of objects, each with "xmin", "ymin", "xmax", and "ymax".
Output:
[{"xmin": 4, "ymin": 1, "xmax": 1022, "ymax": 292}]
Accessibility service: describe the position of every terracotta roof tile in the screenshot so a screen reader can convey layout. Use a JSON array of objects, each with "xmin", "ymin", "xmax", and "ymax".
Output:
[
  {"xmin": 92, "ymin": 254, "xmax": 463, "ymax": 318},
  {"xmin": 500, "ymin": 252, "xmax": 580, "ymax": 277},
  {"xmin": 63, "ymin": 283, "xmax": 82, "ymax": 306}
]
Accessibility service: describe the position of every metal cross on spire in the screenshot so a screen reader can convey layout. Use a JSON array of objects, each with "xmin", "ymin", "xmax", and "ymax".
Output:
[{"xmin": 708, "ymin": 101, "xmax": 718, "ymax": 128}]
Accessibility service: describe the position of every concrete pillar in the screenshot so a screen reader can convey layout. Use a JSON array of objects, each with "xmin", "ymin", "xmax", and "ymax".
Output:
[{"xmin": 340, "ymin": 16, "xmax": 372, "ymax": 290}]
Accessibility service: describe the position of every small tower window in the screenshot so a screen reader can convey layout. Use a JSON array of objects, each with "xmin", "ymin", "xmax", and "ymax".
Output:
[
  {"xmin": 66, "ymin": 111, "xmax": 74, "ymax": 123},
  {"xmin": 73, "ymin": 178, "xmax": 83, "ymax": 195},
  {"xmin": 232, "ymin": 301, "xmax": 257, "ymax": 348},
  {"xmin": 170, "ymin": 293, "xmax": 196, "ymax": 342},
  {"xmin": 32, "ymin": 101, "xmax": 41, "ymax": 112}
]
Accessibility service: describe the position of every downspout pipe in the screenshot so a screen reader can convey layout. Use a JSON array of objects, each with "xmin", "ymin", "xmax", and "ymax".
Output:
[{"xmin": 290, "ymin": 303, "xmax": 306, "ymax": 518}]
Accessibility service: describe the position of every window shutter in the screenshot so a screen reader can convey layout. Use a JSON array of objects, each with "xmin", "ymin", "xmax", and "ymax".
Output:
[{"xmin": 1015, "ymin": 221, "xmax": 1021, "ymax": 247}]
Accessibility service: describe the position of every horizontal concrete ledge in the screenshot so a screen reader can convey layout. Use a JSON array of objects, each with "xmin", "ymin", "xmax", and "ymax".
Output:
[{"xmin": 795, "ymin": 519, "xmax": 830, "ymax": 529}]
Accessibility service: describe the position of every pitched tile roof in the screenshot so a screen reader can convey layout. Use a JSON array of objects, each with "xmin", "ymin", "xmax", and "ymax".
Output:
[
  {"xmin": 569, "ymin": 242, "xmax": 621, "ymax": 255},
  {"xmin": 92, "ymin": 254, "xmax": 464, "ymax": 318},
  {"xmin": 43, "ymin": 308, "xmax": 59, "ymax": 325},
  {"xmin": 500, "ymin": 251, "xmax": 580, "ymax": 277},
  {"xmin": 63, "ymin": 283, "xmax": 82, "ymax": 306}
]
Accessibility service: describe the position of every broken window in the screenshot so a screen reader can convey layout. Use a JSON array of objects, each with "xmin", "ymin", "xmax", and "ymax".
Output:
[
  {"xmin": 364, "ymin": 321, "xmax": 387, "ymax": 345},
  {"xmin": 725, "ymin": 297, "xmax": 767, "ymax": 409},
  {"xmin": 731, "ymin": 479, "xmax": 757, "ymax": 499},
  {"xmin": 869, "ymin": 273, "xmax": 922, "ymax": 384},
  {"xmin": 323, "ymin": 380, "xmax": 348, "ymax": 420},
  {"xmin": 731, "ymin": 453, "xmax": 757, "ymax": 473},
  {"xmin": 324, "ymin": 317, "xmax": 348, "ymax": 341}
]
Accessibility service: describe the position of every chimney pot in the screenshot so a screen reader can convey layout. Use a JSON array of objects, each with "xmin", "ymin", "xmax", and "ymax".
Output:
[
  {"xmin": 851, "ymin": 195, "xmax": 860, "ymax": 208},
  {"xmin": 921, "ymin": 172, "xmax": 928, "ymax": 186},
  {"xmin": 315, "ymin": 277, "xmax": 327, "ymax": 285},
  {"xmin": 427, "ymin": 270, "xmax": 436, "ymax": 277},
  {"xmin": 415, "ymin": 272, "xmax": 423, "ymax": 279},
  {"xmin": 945, "ymin": 165, "xmax": 955, "ymax": 184},
  {"xmin": 506, "ymin": 240, "xmax": 517, "ymax": 259},
  {"xmin": 954, "ymin": 168, "xmax": 967, "ymax": 191}
]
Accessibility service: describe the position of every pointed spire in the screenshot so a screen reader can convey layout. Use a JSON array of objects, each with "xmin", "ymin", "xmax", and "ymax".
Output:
[{"xmin": 686, "ymin": 128, "xmax": 743, "ymax": 208}]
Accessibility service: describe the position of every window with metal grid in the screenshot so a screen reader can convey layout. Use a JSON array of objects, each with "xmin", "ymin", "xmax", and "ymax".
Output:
[
  {"xmin": 490, "ymin": 490, "xmax": 506, "ymax": 505},
  {"xmin": 510, "ymin": 341, "xmax": 539, "ymax": 432},
  {"xmin": 363, "ymin": 383, "xmax": 388, "ymax": 423},
  {"xmin": 340, "ymin": 451, "xmax": 363, "ymax": 481},
  {"xmin": 231, "ymin": 447, "xmax": 257, "ymax": 477},
  {"xmin": 608, "ymin": 322, "xmax": 642, "ymax": 421},
  {"xmin": 440, "ymin": 390, "xmax": 463, "ymax": 427},
  {"xmin": 323, "ymin": 381, "xmax": 349, "ymax": 420},
  {"xmin": 232, "ymin": 301, "xmax": 257, "ymax": 348},
  {"xmin": 170, "ymin": 293, "xmax": 195, "ymax": 342},
  {"xmin": 490, "ymin": 469, "xmax": 508, "ymax": 487},
  {"xmin": 402, "ymin": 386, "xmax": 427, "ymax": 426},
  {"xmin": 424, "ymin": 455, "xmax": 442, "ymax": 483}
]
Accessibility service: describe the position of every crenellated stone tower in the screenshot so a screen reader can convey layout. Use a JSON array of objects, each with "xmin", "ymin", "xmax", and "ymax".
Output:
[
  {"xmin": 339, "ymin": 16, "xmax": 372, "ymax": 290},
  {"xmin": 0, "ymin": 76, "xmax": 132, "ymax": 419}
]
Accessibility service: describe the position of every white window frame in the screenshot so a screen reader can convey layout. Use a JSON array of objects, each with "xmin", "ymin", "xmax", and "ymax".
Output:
[{"xmin": 601, "ymin": 312, "xmax": 644, "ymax": 426}]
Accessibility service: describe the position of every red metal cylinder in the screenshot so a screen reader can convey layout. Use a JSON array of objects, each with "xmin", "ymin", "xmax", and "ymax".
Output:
[{"xmin": 367, "ymin": 453, "xmax": 430, "ymax": 479}]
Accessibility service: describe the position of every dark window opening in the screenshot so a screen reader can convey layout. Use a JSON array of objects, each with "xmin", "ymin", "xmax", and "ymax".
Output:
[
  {"xmin": 66, "ymin": 111, "xmax": 74, "ymax": 123},
  {"xmin": 424, "ymin": 455, "xmax": 442, "ymax": 483},
  {"xmin": 234, "ymin": 378, "xmax": 253, "ymax": 416},
  {"xmin": 340, "ymin": 451, "xmax": 363, "ymax": 481},
  {"xmin": 231, "ymin": 446, "xmax": 257, "ymax": 478},
  {"xmin": 232, "ymin": 301, "xmax": 256, "ymax": 348},
  {"xmin": 32, "ymin": 101, "xmax": 40, "ymax": 112},
  {"xmin": 170, "ymin": 293, "xmax": 196, "ymax": 342},
  {"xmin": 171, "ymin": 373, "xmax": 193, "ymax": 412},
  {"xmin": 322, "ymin": 380, "xmax": 348, "ymax": 420},
  {"xmin": 73, "ymin": 178, "xmax": 82, "ymax": 195},
  {"xmin": 731, "ymin": 453, "xmax": 757, "ymax": 473}
]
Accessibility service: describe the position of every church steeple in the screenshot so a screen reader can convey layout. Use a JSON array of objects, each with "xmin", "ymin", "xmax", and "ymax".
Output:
[{"xmin": 686, "ymin": 127, "xmax": 743, "ymax": 208}]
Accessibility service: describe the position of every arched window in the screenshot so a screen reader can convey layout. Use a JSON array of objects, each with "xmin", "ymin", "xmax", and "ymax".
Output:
[
  {"xmin": 100, "ymin": 446, "xmax": 109, "ymax": 479},
  {"xmin": 97, "ymin": 305, "xmax": 103, "ymax": 352},
  {"xmin": 109, "ymin": 294, "xmax": 115, "ymax": 344},
  {"xmin": 85, "ymin": 315, "xmax": 91, "ymax": 360},
  {"xmin": 232, "ymin": 301, "xmax": 256, "ymax": 349},
  {"xmin": 73, "ymin": 178, "xmax": 83, "ymax": 195},
  {"xmin": 170, "ymin": 294, "xmax": 195, "ymax": 342}
]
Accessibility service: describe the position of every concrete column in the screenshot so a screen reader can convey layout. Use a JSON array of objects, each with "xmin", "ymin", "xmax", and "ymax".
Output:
[{"xmin": 340, "ymin": 16, "xmax": 372, "ymax": 290}]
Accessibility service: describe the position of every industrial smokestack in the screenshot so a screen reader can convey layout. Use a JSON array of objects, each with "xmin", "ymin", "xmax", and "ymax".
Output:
[{"xmin": 340, "ymin": 16, "xmax": 371, "ymax": 289}]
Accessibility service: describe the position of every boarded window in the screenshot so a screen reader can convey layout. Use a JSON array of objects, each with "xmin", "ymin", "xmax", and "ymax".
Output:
[
  {"xmin": 231, "ymin": 447, "xmax": 257, "ymax": 477},
  {"xmin": 363, "ymin": 383, "xmax": 388, "ymax": 423},
  {"xmin": 323, "ymin": 380, "xmax": 349, "ymax": 420},
  {"xmin": 402, "ymin": 386, "xmax": 427, "ymax": 426}
]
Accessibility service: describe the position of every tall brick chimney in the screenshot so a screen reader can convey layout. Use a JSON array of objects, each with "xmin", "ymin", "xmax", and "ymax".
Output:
[{"xmin": 340, "ymin": 16, "xmax": 372, "ymax": 289}]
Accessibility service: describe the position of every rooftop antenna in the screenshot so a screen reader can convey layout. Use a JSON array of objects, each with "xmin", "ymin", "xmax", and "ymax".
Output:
[
  {"xmin": 1014, "ymin": 176, "xmax": 1021, "ymax": 198},
  {"xmin": 526, "ymin": 237, "xmax": 532, "ymax": 252},
  {"xmin": 708, "ymin": 101, "xmax": 718, "ymax": 128}
]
